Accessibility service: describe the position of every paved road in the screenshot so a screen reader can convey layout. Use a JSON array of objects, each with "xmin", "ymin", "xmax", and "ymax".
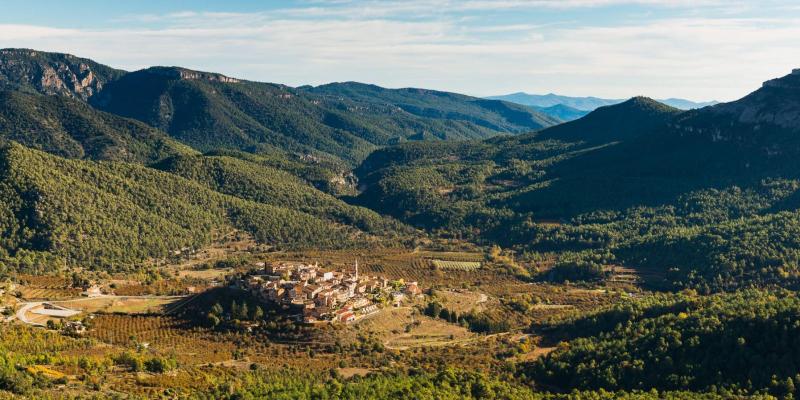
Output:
[{"xmin": 15, "ymin": 302, "xmax": 44, "ymax": 326}]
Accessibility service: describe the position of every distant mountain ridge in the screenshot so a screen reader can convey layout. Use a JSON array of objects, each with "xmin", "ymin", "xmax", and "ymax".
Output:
[
  {"xmin": 0, "ymin": 49, "xmax": 561, "ymax": 166},
  {"xmin": 487, "ymin": 92, "xmax": 718, "ymax": 120},
  {"xmin": 529, "ymin": 103, "xmax": 589, "ymax": 121},
  {"xmin": 91, "ymin": 69, "xmax": 560, "ymax": 165},
  {"xmin": 489, "ymin": 92, "xmax": 621, "ymax": 111}
]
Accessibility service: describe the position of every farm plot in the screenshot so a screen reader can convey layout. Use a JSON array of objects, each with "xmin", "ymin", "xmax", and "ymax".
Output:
[
  {"xmin": 431, "ymin": 260, "xmax": 481, "ymax": 271},
  {"xmin": 16, "ymin": 275, "xmax": 82, "ymax": 299},
  {"xmin": 88, "ymin": 315, "xmax": 239, "ymax": 364},
  {"xmin": 18, "ymin": 287, "xmax": 81, "ymax": 300},
  {"xmin": 112, "ymin": 278, "xmax": 210, "ymax": 296}
]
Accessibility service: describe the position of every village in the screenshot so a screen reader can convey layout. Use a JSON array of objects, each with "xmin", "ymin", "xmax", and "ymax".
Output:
[{"xmin": 237, "ymin": 261, "xmax": 423, "ymax": 324}]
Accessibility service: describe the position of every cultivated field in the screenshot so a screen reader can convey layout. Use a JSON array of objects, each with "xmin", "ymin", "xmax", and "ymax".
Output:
[
  {"xmin": 431, "ymin": 259, "xmax": 481, "ymax": 271},
  {"xmin": 15, "ymin": 275, "xmax": 82, "ymax": 300}
]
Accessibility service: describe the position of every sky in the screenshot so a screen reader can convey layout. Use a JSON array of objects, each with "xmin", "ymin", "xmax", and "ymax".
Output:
[{"xmin": 0, "ymin": 0, "xmax": 798, "ymax": 102}]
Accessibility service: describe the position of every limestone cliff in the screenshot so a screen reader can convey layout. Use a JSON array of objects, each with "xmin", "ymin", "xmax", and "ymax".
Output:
[{"xmin": 0, "ymin": 48, "xmax": 125, "ymax": 100}]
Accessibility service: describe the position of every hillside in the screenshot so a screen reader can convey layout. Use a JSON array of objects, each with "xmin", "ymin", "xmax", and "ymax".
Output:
[
  {"xmin": 0, "ymin": 49, "xmax": 561, "ymax": 166},
  {"xmin": 672, "ymin": 69, "xmax": 800, "ymax": 145},
  {"xmin": 353, "ymin": 73, "xmax": 800, "ymax": 291},
  {"xmin": 0, "ymin": 143, "xmax": 393, "ymax": 274},
  {"xmin": 0, "ymin": 90, "xmax": 192, "ymax": 163},
  {"xmin": 89, "ymin": 67, "xmax": 559, "ymax": 165},
  {"xmin": 0, "ymin": 48, "xmax": 124, "ymax": 100},
  {"xmin": 509, "ymin": 70, "xmax": 800, "ymax": 217},
  {"xmin": 304, "ymin": 82, "xmax": 560, "ymax": 135},
  {"xmin": 91, "ymin": 66, "xmax": 375, "ymax": 162},
  {"xmin": 532, "ymin": 97, "xmax": 681, "ymax": 144},
  {"xmin": 418, "ymin": 71, "xmax": 800, "ymax": 221},
  {"xmin": 153, "ymin": 153, "xmax": 410, "ymax": 235},
  {"xmin": 530, "ymin": 290, "xmax": 800, "ymax": 396},
  {"xmin": 355, "ymin": 97, "xmax": 683, "ymax": 226}
]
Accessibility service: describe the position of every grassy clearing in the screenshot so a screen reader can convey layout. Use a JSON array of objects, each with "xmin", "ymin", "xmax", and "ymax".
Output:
[
  {"xmin": 358, "ymin": 307, "xmax": 475, "ymax": 349},
  {"xmin": 57, "ymin": 297, "xmax": 180, "ymax": 314},
  {"xmin": 434, "ymin": 289, "xmax": 489, "ymax": 314}
]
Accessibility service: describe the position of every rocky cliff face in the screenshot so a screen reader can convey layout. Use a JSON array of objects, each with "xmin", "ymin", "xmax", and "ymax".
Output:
[
  {"xmin": 657, "ymin": 68, "xmax": 800, "ymax": 165},
  {"xmin": 669, "ymin": 69, "xmax": 800, "ymax": 143},
  {"xmin": 0, "ymin": 49, "xmax": 125, "ymax": 101},
  {"xmin": 709, "ymin": 69, "xmax": 800, "ymax": 129},
  {"xmin": 139, "ymin": 66, "xmax": 240, "ymax": 83}
]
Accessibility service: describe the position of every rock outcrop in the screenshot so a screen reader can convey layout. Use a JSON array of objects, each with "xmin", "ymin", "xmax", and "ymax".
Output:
[
  {"xmin": 140, "ymin": 66, "xmax": 240, "ymax": 83},
  {"xmin": 0, "ymin": 49, "xmax": 125, "ymax": 101}
]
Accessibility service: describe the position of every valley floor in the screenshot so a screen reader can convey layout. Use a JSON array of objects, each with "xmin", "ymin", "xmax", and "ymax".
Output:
[{"xmin": 0, "ymin": 239, "xmax": 643, "ymax": 399}]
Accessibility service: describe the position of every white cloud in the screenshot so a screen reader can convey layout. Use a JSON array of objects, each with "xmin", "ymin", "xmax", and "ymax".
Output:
[{"xmin": 0, "ymin": 3, "xmax": 797, "ymax": 102}]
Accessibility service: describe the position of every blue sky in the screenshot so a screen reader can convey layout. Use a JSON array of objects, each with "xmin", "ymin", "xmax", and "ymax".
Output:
[{"xmin": 1, "ymin": 0, "xmax": 798, "ymax": 101}]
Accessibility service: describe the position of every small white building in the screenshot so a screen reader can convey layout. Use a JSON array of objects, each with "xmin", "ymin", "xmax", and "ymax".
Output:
[{"xmin": 82, "ymin": 285, "xmax": 103, "ymax": 297}]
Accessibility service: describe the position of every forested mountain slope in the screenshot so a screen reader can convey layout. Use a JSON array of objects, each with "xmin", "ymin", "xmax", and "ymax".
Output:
[
  {"xmin": 508, "ymin": 70, "xmax": 800, "ymax": 217},
  {"xmin": 359, "ymin": 70, "xmax": 800, "ymax": 226},
  {"xmin": 0, "ymin": 143, "xmax": 395, "ymax": 274},
  {"xmin": 532, "ymin": 97, "xmax": 681, "ymax": 145},
  {"xmin": 154, "ymin": 153, "xmax": 410, "ymax": 235},
  {"xmin": 304, "ymin": 82, "xmax": 560, "ymax": 135},
  {"xmin": 91, "ymin": 67, "xmax": 379, "ymax": 163},
  {"xmin": 353, "ymin": 72, "xmax": 800, "ymax": 291},
  {"xmin": 354, "ymin": 96, "xmax": 681, "ymax": 226},
  {"xmin": 530, "ymin": 290, "xmax": 800, "ymax": 397},
  {"xmin": 0, "ymin": 49, "xmax": 559, "ymax": 166},
  {"xmin": 0, "ymin": 90, "xmax": 192, "ymax": 163},
  {"xmin": 90, "ymin": 66, "xmax": 559, "ymax": 164}
]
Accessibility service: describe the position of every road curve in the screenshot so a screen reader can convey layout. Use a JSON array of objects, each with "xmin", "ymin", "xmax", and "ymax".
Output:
[{"xmin": 13, "ymin": 294, "xmax": 187, "ymax": 327}]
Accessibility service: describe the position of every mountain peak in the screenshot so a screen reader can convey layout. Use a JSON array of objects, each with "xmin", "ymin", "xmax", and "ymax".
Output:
[
  {"xmin": 138, "ymin": 66, "xmax": 240, "ymax": 83},
  {"xmin": 677, "ymin": 68, "xmax": 800, "ymax": 133},
  {"xmin": 0, "ymin": 48, "xmax": 124, "ymax": 100},
  {"xmin": 761, "ymin": 68, "xmax": 800, "ymax": 90},
  {"xmin": 534, "ymin": 96, "xmax": 681, "ymax": 144},
  {"xmin": 622, "ymin": 96, "xmax": 675, "ymax": 110}
]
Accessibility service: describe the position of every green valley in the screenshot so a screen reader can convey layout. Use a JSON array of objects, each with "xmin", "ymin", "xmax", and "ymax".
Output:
[{"xmin": 0, "ymin": 42, "xmax": 798, "ymax": 400}]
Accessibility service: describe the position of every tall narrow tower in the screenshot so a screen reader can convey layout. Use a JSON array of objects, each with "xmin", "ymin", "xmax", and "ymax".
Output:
[{"xmin": 355, "ymin": 259, "xmax": 359, "ymax": 280}]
